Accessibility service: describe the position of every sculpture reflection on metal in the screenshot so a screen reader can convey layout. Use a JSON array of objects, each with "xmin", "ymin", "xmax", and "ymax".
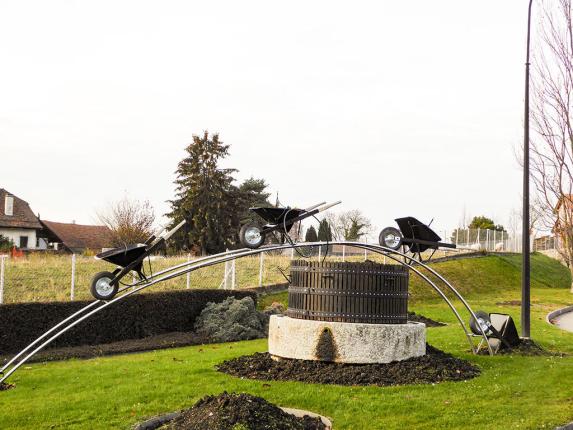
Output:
[{"xmin": 0, "ymin": 241, "xmax": 492, "ymax": 385}]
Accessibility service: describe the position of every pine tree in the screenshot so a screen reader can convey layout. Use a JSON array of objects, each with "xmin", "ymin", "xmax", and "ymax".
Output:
[
  {"xmin": 317, "ymin": 219, "xmax": 333, "ymax": 241},
  {"xmin": 235, "ymin": 177, "xmax": 271, "ymax": 224},
  {"xmin": 305, "ymin": 225, "xmax": 318, "ymax": 242},
  {"xmin": 167, "ymin": 131, "xmax": 237, "ymax": 255}
]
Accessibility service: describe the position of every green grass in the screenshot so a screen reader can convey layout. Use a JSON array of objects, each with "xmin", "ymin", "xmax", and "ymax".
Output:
[
  {"xmin": 2, "ymin": 253, "xmax": 573, "ymax": 429},
  {"xmin": 408, "ymin": 252, "xmax": 571, "ymax": 301}
]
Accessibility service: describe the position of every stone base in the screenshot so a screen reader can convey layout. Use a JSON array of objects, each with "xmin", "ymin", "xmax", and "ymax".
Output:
[{"xmin": 268, "ymin": 315, "xmax": 425, "ymax": 364}]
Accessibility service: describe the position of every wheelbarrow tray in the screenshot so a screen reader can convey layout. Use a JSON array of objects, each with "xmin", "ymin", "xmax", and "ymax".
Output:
[
  {"xmin": 395, "ymin": 217, "xmax": 442, "ymax": 253},
  {"xmin": 96, "ymin": 244, "xmax": 148, "ymax": 268},
  {"xmin": 251, "ymin": 207, "xmax": 306, "ymax": 227}
]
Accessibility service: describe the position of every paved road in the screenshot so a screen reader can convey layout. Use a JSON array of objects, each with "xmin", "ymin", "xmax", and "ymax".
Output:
[{"xmin": 553, "ymin": 310, "xmax": 573, "ymax": 333}]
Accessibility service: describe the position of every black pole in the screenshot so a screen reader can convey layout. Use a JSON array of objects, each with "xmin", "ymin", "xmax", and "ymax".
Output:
[{"xmin": 522, "ymin": 0, "xmax": 533, "ymax": 339}]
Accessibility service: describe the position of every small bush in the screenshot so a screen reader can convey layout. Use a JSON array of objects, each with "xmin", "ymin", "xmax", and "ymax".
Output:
[{"xmin": 194, "ymin": 296, "xmax": 267, "ymax": 343}]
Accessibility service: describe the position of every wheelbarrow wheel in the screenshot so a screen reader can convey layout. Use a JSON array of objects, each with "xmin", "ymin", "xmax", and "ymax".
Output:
[
  {"xmin": 379, "ymin": 226, "xmax": 403, "ymax": 250},
  {"xmin": 240, "ymin": 223, "xmax": 265, "ymax": 249},
  {"xmin": 90, "ymin": 271, "xmax": 118, "ymax": 300}
]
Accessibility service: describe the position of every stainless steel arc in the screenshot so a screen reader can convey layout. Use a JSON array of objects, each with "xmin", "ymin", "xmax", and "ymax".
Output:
[
  {"xmin": 0, "ymin": 241, "xmax": 490, "ymax": 384},
  {"xmin": 0, "ymin": 247, "xmax": 257, "ymax": 379}
]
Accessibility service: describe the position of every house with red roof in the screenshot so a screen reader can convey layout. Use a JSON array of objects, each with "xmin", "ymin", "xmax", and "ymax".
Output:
[
  {"xmin": 0, "ymin": 189, "xmax": 43, "ymax": 250},
  {"xmin": 40, "ymin": 220, "xmax": 113, "ymax": 253},
  {"xmin": 0, "ymin": 188, "xmax": 113, "ymax": 253}
]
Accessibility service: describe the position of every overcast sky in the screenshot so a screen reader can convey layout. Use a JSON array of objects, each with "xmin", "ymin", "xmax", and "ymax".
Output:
[{"xmin": 0, "ymin": 1, "xmax": 534, "ymax": 238}]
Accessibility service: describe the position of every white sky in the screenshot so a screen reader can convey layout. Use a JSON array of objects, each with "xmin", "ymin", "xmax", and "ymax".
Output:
[{"xmin": 0, "ymin": 1, "xmax": 534, "ymax": 237}]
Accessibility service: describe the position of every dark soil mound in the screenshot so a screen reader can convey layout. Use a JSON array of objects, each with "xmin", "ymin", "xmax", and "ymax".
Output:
[
  {"xmin": 500, "ymin": 339, "xmax": 548, "ymax": 356},
  {"xmin": 217, "ymin": 344, "xmax": 480, "ymax": 386},
  {"xmin": 0, "ymin": 382, "xmax": 15, "ymax": 391},
  {"xmin": 167, "ymin": 392, "xmax": 326, "ymax": 430},
  {"xmin": 407, "ymin": 312, "xmax": 445, "ymax": 327},
  {"xmin": 479, "ymin": 339, "xmax": 560, "ymax": 356}
]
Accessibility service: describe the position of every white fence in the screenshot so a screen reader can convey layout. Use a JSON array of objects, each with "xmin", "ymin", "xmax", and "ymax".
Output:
[{"xmin": 450, "ymin": 228, "xmax": 521, "ymax": 253}]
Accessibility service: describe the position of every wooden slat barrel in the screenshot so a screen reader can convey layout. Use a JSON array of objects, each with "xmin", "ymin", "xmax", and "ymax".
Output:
[{"xmin": 287, "ymin": 260, "xmax": 409, "ymax": 324}]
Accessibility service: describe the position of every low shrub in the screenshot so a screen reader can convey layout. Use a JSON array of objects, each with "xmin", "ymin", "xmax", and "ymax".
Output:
[
  {"xmin": 0, "ymin": 289, "xmax": 256, "ymax": 354},
  {"xmin": 194, "ymin": 296, "xmax": 267, "ymax": 343}
]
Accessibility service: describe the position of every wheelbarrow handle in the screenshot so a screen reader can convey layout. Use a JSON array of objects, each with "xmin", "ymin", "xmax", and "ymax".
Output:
[
  {"xmin": 161, "ymin": 219, "xmax": 187, "ymax": 241},
  {"xmin": 316, "ymin": 201, "xmax": 342, "ymax": 213},
  {"xmin": 304, "ymin": 202, "xmax": 326, "ymax": 212}
]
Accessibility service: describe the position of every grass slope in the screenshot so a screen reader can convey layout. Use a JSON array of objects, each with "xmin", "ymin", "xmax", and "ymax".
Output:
[
  {"xmin": 409, "ymin": 252, "xmax": 571, "ymax": 300},
  {"xmin": 1, "ymin": 252, "xmax": 573, "ymax": 429}
]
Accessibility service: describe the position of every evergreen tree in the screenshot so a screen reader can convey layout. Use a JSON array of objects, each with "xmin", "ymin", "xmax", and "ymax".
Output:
[
  {"xmin": 305, "ymin": 225, "xmax": 318, "ymax": 242},
  {"xmin": 167, "ymin": 131, "xmax": 237, "ymax": 254},
  {"xmin": 317, "ymin": 219, "xmax": 333, "ymax": 241},
  {"xmin": 469, "ymin": 216, "xmax": 504, "ymax": 231},
  {"xmin": 235, "ymin": 177, "xmax": 271, "ymax": 224}
]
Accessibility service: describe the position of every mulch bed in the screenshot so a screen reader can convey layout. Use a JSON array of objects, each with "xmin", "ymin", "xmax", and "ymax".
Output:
[
  {"xmin": 478, "ymin": 339, "xmax": 563, "ymax": 356},
  {"xmin": 0, "ymin": 332, "xmax": 207, "ymax": 365},
  {"xmin": 407, "ymin": 312, "xmax": 445, "ymax": 327},
  {"xmin": 165, "ymin": 392, "xmax": 326, "ymax": 430},
  {"xmin": 217, "ymin": 344, "xmax": 480, "ymax": 386}
]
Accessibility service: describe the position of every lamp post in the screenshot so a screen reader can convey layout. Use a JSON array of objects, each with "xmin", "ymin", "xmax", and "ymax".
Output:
[{"xmin": 522, "ymin": 0, "xmax": 534, "ymax": 339}]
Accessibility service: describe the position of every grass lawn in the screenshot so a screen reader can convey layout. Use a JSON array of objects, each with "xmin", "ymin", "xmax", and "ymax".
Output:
[{"xmin": 1, "ymin": 253, "xmax": 573, "ymax": 429}]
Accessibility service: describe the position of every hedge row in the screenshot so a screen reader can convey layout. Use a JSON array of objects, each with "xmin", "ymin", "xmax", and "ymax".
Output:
[{"xmin": 0, "ymin": 289, "xmax": 257, "ymax": 354}]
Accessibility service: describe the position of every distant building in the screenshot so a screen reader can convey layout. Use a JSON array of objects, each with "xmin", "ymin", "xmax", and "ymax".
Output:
[
  {"xmin": 533, "ymin": 235, "xmax": 556, "ymax": 251},
  {"xmin": 40, "ymin": 220, "xmax": 113, "ymax": 254},
  {"xmin": 0, "ymin": 189, "xmax": 43, "ymax": 249}
]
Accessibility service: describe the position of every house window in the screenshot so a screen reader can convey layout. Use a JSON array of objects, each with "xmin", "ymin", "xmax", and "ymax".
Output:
[
  {"xmin": 19, "ymin": 236, "xmax": 28, "ymax": 248},
  {"xmin": 4, "ymin": 195, "xmax": 14, "ymax": 216}
]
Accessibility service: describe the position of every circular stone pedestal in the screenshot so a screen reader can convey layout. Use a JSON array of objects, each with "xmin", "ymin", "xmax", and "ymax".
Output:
[{"xmin": 268, "ymin": 315, "xmax": 425, "ymax": 364}]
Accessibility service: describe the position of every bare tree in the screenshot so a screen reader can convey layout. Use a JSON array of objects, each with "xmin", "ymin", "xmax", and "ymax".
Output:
[
  {"xmin": 98, "ymin": 196, "xmax": 155, "ymax": 246},
  {"xmin": 530, "ymin": 0, "xmax": 573, "ymax": 289},
  {"xmin": 326, "ymin": 210, "xmax": 372, "ymax": 241}
]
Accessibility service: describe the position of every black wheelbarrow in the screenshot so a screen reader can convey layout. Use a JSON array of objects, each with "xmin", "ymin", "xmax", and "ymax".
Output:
[
  {"xmin": 378, "ymin": 216, "xmax": 456, "ymax": 261},
  {"xmin": 239, "ymin": 201, "xmax": 341, "ymax": 249},
  {"xmin": 90, "ymin": 219, "xmax": 187, "ymax": 300}
]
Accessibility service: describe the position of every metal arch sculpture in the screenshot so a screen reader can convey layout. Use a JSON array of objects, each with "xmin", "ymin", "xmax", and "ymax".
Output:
[{"xmin": 0, "ymin": 242, "xmax": 491, "ymax": 384}]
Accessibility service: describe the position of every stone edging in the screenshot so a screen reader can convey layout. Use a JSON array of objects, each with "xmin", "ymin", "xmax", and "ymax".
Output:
[
  {"xmin": 545, "ymin": 305, "xmax": 573, "ymax": 325},
  {"xmin": 547, "ymin": 307, "xmax": 573, "ymax": 430}
]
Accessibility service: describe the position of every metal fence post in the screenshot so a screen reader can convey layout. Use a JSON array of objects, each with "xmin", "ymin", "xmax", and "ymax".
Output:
[
  {"xmin": 223, "ymin": 261, "xmax": 228, "ymax": 289},
  {"xmin": 486, "ymin": 229, "xmax": 490, "ymax": 251},
  {"xmin": 466, "ymin": 228, "xmax": 470, "ymax": 246},
  {"xmin": 70, "ymin": 254, "xmax": 76, "ymax": 301},
  {"xmin": 186, "ymin": 253, "xmax": 191, "ymax": 289},
  {"xmin": 342, "ymin": 245, "xmax": 345, "ymax": 262},
  {"xmin": 231, "ymin": 259, "xmax": 236, "ymax": 290},
  {"xmin": 0, "ymin": 255, "xmax": 6, "ymax": 304},
  {"xmin": 258, "ymin": 252, "xmax": 264, "ymax": 288},
  {"xmin": 318, "ymin": 246, "xmax": 321, "ymax": 261}
]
